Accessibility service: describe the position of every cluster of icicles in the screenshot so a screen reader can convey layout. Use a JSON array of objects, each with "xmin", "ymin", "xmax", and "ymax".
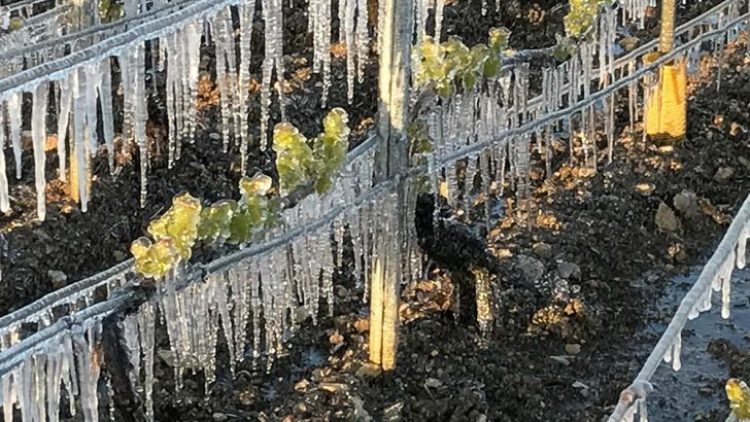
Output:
[
  {"xmin": 418, "ymin": 4, "xmax": 623, "ymax": 214},
  {"xmin": 420, "ymin": 0, "xmax": 744, "ymax": 216},
  {"xmin": 0, "ymin": 144, "xmax": 424, "ymax": 421},
  {"xmin": 0, "ymin": 0, "xmax": 666, "ymax": 222},
  {"xmin": 0, "ymin": 0, "xmax": 376, "ymax": 221}
]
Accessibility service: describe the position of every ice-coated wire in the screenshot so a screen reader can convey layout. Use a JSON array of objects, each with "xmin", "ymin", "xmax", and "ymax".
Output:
[
  {"xmin": 0, "ymin": 0, "xmax": 741, "ymax": 346},
  {"xmin": 0, "ymin": 0, "xmax": 199, "ymax": 63},
  {"xmin": 0, "ymin": 134, "xmax": 376, "ymax": 344},
  {"xmin": 607, "ymin": 194, "xmax": 750, "ymax": 421},
  {"xmin": 0, "ymin": 135, "xmax": 383, "ymax": 378},
  {"xmin": 0, "ymin": 0, "xmax": 245, "ymax": 99},
  {"xmin": 438, "ymin": 10, "xmax": 750, "ymax": 167},
  {"xmin": 0, "ymin": 259, "xmax": 133, "ymax": 336}
]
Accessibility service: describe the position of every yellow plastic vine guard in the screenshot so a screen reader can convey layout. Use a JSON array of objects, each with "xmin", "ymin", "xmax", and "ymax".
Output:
[{"xmin": 642, "ymin": 51, "xmax": 688, "ymax": 141}]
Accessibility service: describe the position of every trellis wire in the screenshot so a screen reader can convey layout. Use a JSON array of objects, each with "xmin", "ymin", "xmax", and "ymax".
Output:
[
  {"xmin": 0, "ymin": 0, "xmax": 741, "ymax": 355},
  {"xmin": 607, "ymin": 195, "xmax": 750, "ymax": 421}
]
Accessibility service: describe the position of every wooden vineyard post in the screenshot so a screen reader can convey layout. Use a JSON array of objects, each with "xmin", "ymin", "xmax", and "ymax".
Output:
[
  {"xmin": 368, "ymin": 0, "xmax": 413, "ymax": 371},
  {"xmin": 643, "ymin": 0, "xmax": 687, "ymax": 141}
]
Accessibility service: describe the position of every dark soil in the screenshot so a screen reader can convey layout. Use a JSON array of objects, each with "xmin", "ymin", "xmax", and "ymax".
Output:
[{"xmin": 0, "ymin": 0, "xmax": 744, "ymax": 421}]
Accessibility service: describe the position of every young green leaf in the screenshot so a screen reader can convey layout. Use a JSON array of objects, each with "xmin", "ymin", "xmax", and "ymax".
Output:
[{"xmin": 130, "ymin": 237, "xmax": 179, "ymax": 280}]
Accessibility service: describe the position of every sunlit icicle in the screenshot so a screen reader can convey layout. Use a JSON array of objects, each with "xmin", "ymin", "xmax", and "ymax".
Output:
[
  {"xmin": 32, "ymin": 83, "xmax": 48, "ymax": 220},
  {"xmin": 70, "ymin": 69, "xmax": 89, "ymax": 212},
  {"xmin": 57, "ymin": 77, "xmax": 72, "ymax": 182},
  {"xmin": 83, "ymin": 64, "xmax": 100, "ymax": 157}
]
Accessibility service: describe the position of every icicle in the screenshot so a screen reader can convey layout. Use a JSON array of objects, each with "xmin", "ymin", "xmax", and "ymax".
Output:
[
  {"xmin": 164, "ymin": 33, "xmax": 177, "ymax": 168},
  {"xmin": 259, "ymin": 254, "xmax": 277, "ymax": 370},
  {"xmin": 698, "ymin": 283, "xmax": 713, "ymax": 313},
  {"xmin": 136, "ymin": 301, "xmax": 155, "ymax": 422},
  {"xmin": 671, "ymin": 331, "xmax": 682, "ymax": 371},
  {"xmin": 628, "ymin": 61, "xmax": 637, "ymax": 135},
  {"xmin": 31, "ymin": 83, "xmax": 48, "ymax": 221},
  {"xmin": 250, "ymin": 262, "xmax": 262, "ymax": 367},
  {"xmin": 260, "ymin": 0, "xmax": 284, "ymax": 149},
  {"xmin": 121, "ymin": 313, "xmax": 141, "ymax": 392},
  {"xmin": 446, "ymin": 162, "xmax": 459, "ymax": 209},
  {"xmin": 0, "ymin": 110, "xmax": 9, "ymax": 213},
  {"xmin": 737, "ymin": 226, "xmax": 748, "ymax": 269},
  {"xmin": 662, "ymin": 343, "xmax": 672, "ymax": 364},
  {"xmin": 344, "ymin": 0, "xmax": 357, "ymax": 103},
  {"xmin": 57, "ymin": 77, "xmax": 71, "ymax": 182},
  {"xmin": 46, "ymin": 343, "xmax": 63, "ymax": 422},
  {"xmin": 74, "ymin": 321, "xmax": 102, "ymax": 422},
  {"xmin": 159, "ymin": 271, "xmax": 185, "ymax": 390},
  {"xmin": 311, "ymin": 0, "xmax": 332, "ymax": 105},
  {"xmin": 687, "ymin": 45, "xmax": 700, "ymax": 75},
  {"xmin": 99, "ymin": 58, "xmax": 115, "ymax": 174},
  {"xmin": 60, "ymin": 332, "xmax": 78, "ymax": 417},
  {"xmin": 71, "ymin": 69, "xmax": 90, "ymax": 212},
  {"xmin": 721, "ymin": 251, "xmax": 735, "ymax": 319},
  {"xmin": 212, "ymin": 273, "xmax": 235, "ymax": 373},
  {"xmin": 355, "ymin": 0, "xmax": 369, "ymax": 83},
  {"xmin": 229, "ymin": 266, "xmax": 249, "ymax": 362},
  {"xmin": 722, "ymin": 272, "xmax": 732, "ymax": 319},
  {"xmin": 84, "ymin": 64, "xmax": 100, "ymax": 157},
  {"xmin": 132, "ymin": 43, "xmax": 148, "ymax": 207},
  {"xmin": 715, "ymin": 14, "xmax": 726, "ymax": 93},
  {"xmin": 2, "ymin": 371, "xmax": 13, "ymax": 422},
  {"xmin": 238, "ymin": 0, "xmax": 256, "ymax": 174},
  {"xmin": 213, "ymin": 8, "xmax": 234, "ymax": 153},
  {"xmin": 637, "ymin": 397, "xmax": 648, "ymax": 422},
  {"xmin": 7, "ymin": 93, "xmax": 22, "ymax": 180},
  {"xmin": 434, "ymin": 0, "xmax": 445, "ymax": 41},
  {"xmin": 688, "ymin": 302, "xmax": 700, "ymax": 320}
]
